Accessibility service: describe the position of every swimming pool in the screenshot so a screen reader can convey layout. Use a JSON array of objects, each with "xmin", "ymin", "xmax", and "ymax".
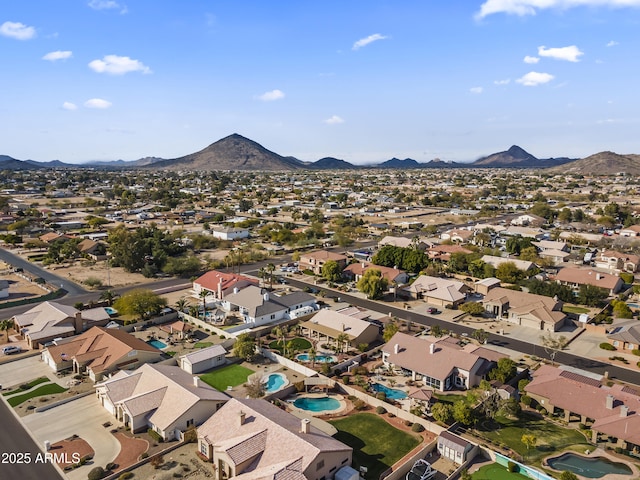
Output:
[
  {"xmin": 371, "ymin": 382, "xmax": 407, "ymax": 400},
  {"xmin": 296, "ymin": 353, "xmax": 337, "ymax": 363},
  {"xmin": 293, "ymin": 396, "xmax": 342, "ymax": 413},
  {"xmin": 263, "ymin": 373, "xmax": 288, "ymax": 393},
  {"xmin": 547, "ymin": 453, "xmax": 632, "ymax": 478},
  {"xmin": 147, "ymin": 339, "xmax": 167, "ymax": 349},
  {"xmin": 627, "ymin": 302, "xmax": 639, "ymax": 309},
  {"xmin": 104, "ymin": 307, "xmax": 118, "ymax": 315}
]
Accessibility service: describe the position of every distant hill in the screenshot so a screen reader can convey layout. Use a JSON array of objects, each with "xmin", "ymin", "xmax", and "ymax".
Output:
[
  {"xmin": 149, "ymin": 133, "xmax": 304, "ymax": 171},
  {"xmin": 472, "ymin": 145, "xmax": 575, "ymax": 168},
  {"xmin": 377, "ymin": 158, "xmax": 421, "ymax": 169},
  {"xmin": 551, "ymin": 151, "xmax": 640, "ymax": 175},
  {"xmin": 310, "ymin": 157, "xmax": 356, "ymax": 169},
  {"xmin": 0, "ymin": 155, "xmax": 39, "ymax": 170}
]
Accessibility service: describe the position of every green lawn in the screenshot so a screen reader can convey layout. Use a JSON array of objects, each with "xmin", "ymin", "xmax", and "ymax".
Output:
[
  {"xmin": 268, "ymin": 337, "xmax": 312, "ymax": 353},
  {"xmin": 329, "ymin": 413, "xmax": 421, "ymax": 479},
  {"xmin": 199, "ymin": 364, "xmax": 255, "ymax": 391},
  {"xmin": 477, "ymin": 413, "xmax": 591, "ymax": 463},
  {"xmin": 434, "ymin": 392, "xmax": 477, "ymax": 407},
  {"xmin": 193, "ymin": 342, "xmax": 213, "ymax": 349},
  {"xmin": 562, "ymin": 305, "xmax": 590, "ymax": 314},
  {"xmin": 8, "ymin": 383, "xmax": 68, "ymax": 407},
  {"xmin": 3, "ymin": 377, "xmax": 50, "ymax": 396},
  {"xmin": 472, "ymin": 463, "xmax": 530, "ymax": 480}
]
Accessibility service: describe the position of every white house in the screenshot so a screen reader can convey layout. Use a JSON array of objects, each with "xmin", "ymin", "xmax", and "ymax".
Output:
[
  {"xmin": 211, "ymin": 227, "xmax": 249, "ymax": 241},
  {"xmin": 179, "ymin": 344, "xmax": 227, "ymax": 374}
]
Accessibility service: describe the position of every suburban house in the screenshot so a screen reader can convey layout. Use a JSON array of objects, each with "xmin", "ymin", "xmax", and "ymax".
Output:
[
  {"xmin": 525, "ymin": 365, "xmax": 640, "ymax": 452},
  {"xmin": 606, "ymin": 320, "xmax": 640, "ymax": 351},
  {"xmin": 41, "ymin": 326, "xmax": 164, "ymax": 381},
  {"xmin": 382, "ymin": 332, "xmax": 503, "ymax": 391},
  {"xmin": 300, "ymin": 308, "xmax": 379, "ymax": 350},
  {"xmin": 501, "ymin": 226, "xmax": 545, "ymax": 240},
  {"xmin": 482, "ymin": 287, "xmax": 566, "ymax": 331},
  {"xmin": 555, "ymin": 267, "xmax": 624, "ymax": 295},
  {"xmin": 437, "ymin": 431, "xmax": 477, "ymax": 465},
  {"xmin": 222, "ymin": 286, "xmax": 317, "ymax": 327},
  {"xmin": 210, "ymin": 227, "xmax": 249, "ymax": 241},
  {"xmin": 95, "ymin": 364, "xmax": 229, "ymax": 441},
  {"xmin": 619, "ymin": 225, "xmax": 640, "ymax": 237},
  {"xmin": 595, "ymin": 250, "xmax": 640, "ymax": 274},
  {"xmin": 77, "ymin": 238, "xmax": 107, "ymax": 260},
  {"xmin": 197, "ymin": 398, "xmax": 353, "ymax": 480},
  {"xmin": 342, "ymin": 262, "xmax": 408, "ymax": 285},
  {"xmin": 179, "ymin": 344, "xmax": 227, "ymax": 374},
  {"xmin": 400, "ymin": 275, "xmax": 471, "ymax": 307},
  {"xmin": 299, "ymin": 250, "xmax": 348, "ymax": 275},
  {"xmin": 480, "ymin": 255, "xmax": 536, "ymax": 273},
  {"xmin": 427, "ymin": 244, "xmax": 473, "ymax": 262},
  {"xmin": 474, "ymin": 277, "xmax": 501, "ymax": 296},
  {"xmin": 532, "ymin": 240, "xmax": 570, "ymax": 265},
  {"xmin": 510, "ymin": 213, "xmax": 546, "ymax": 227},
  {"xmin": 440, "ymin": 228, "xmax": 473, "ymax": 243},
  {"xmin": 378, "ymin": 235, "xmax": 431, "ymax": 250},
  {"xmin": 192, "ymin": 270, "xmax": 259, "ymax": 301},
  {"xmin": 159, "ymin": 320, "xmax": 192, "ymax": 340},
  {"xmin": 12, "ymin": 301, "xmax": 111, "ymax": 349}
]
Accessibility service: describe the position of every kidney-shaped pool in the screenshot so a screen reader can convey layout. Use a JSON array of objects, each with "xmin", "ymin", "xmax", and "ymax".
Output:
[{"xmin": 547, "ymin": 453, "xmax": 632, "ymax": 478}]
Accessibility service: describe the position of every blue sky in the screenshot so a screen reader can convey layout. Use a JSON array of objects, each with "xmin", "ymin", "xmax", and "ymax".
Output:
[{"xmin": 1, "ymin": 0, "xmax": 639, "ymax": 164}]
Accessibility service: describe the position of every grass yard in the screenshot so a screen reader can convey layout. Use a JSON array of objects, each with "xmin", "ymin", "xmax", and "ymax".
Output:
[
  {"xmin": 329, "ymin": 413, "xmax": 421, "ymax": 479},
  {"xmin": 472, "ymin": 463, "xmax": 530, "ymax": 480},
  {"xmin": 562, "ymin": 305, "xmax": 590, "ymax": 314},
  {"xmin": 434, "ymin": 392, "xmax": 477, "ymax": 407},
  {"xmin": 8, "ymin": 383, "xmax": 68, "ymax": 407},
  {"xmin": 193, "ymin": 342, "xmax": 213, "ymax": 349},
  {"xmin": 3, "ymin": 377, "xmax": 50, "ymax": 396},
  {"xmin": 199, "ymin": 364, "xmax": 254, "ymax": 391},
  {"xmin": 477, "ymin": 413, "xmax": 591, "ymax": 463},
  {"xmin": 268, "ymin": 337, "xmax": 312, "ymax": 352}
]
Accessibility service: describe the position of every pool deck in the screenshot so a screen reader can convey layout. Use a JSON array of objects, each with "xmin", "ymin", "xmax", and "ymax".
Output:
[{"xmin": 543, "ymin": 448, "xmax": 639, "ymax": 480}]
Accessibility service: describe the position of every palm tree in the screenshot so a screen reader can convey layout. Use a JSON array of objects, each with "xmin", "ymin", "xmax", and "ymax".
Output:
[
  {"xmin": 309, "ymin": 347, "xmax": 317, "ymax": 368},
  {"xmin": 266, "ymin": 263, "xmax": 276, "ymax": 290},
  {"xmin": 99, "ymin": 289, "xmax": 117, "ymax": 306},
  {"xmin": 188, "ymin": 305, "xmax": 199, "ymax": 318},
  {"xmin": 175, "ymin": 297, "xmax": 189, "ymax": 313},
  {"xmin": 199, "ymin": 290, "xmax": 210, "ymax": 320},
  {"xmin": 335, "ymin": 333, "xmax": 349, "ymax": 354},
  {"xmin": 0, "ymin": 319, "xmax": 13, "ymax": 342},
  {"xmin": 258, "ymin": 267, "xmax": 267, "ymax": 288}
]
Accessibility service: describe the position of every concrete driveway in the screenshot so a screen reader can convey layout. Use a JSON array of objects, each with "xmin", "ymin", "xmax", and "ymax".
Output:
[
  {"xmin": 0, "ymin": 355, "xmax": 55, "ymax": 390},
  {"xmin": 23, "ymin": 395, "xmax": 121, "ymax": 480}
]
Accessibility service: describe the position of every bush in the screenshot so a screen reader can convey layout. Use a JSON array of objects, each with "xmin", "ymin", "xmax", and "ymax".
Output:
[
  {"xmin": 353, "ymin": 399, "xmax": 366, "ymax": 410},
  {"xmin": 375, "ymin": 392, "xmax": 386, "ymax": 401},
  {"xmin": 599, "ymin": 343, "xmax": 616, "ymax": 351},
  {"xmin": 507, "ymin": 461, "xmax": 517, "ymax": 473},
  {"xmin": 342, "ymin": 376, "xmax": 350, "ymax": 385},
  {"xmin": 521, "ymin": 394, "xmax": 532, "ymax": 406},
  {"xmin": 147, "ymin": 428, "xmax": 164, "ymax": 443},
  {"xmin": 632, "ymin": 349, "xmax": 640, "ymax": 356},
  {"xmin": 87, "ymin": 466, "xmax": 105, "ymax": 480},
  {"xmin": 105, "ymin": 462, "xmax": 116, "ymax": 471},
  {"xmin": 404, "ymin": 420, "xmax": 414, "ymax": 427},
  {"xmin": 411, "ymin": 423, "xmax": 425, "ymax": 433},
  {"xmin": 118, "ymin": 474, "xmax": 134, "ymax": 480},
  {"xmin": 376, "ymin": 406, "xmax": 387, "ymax": 414}
]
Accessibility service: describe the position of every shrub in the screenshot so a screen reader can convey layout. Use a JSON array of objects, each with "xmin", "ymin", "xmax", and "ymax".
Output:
[
  {"xmin": 140, "ymin": 452, "xmax": 148, "ymax": 459},
  {"xmin": 147, "ymin": 428, "xmax": 164, "ymax": 443},
  {"xmin": 615, "ymin": 446, "xmax": 624, "ymax": 454},
  {"xmin": 87, "ymin": 466, "xmax": 105, "ymax": 480},
  {"xmin": 632, "ymin": 349, "xmax": 640, "ymax": 356},
  {"xmin": 375, "ymin": 392, "xmax": 386, "ymax": 401},
  {"xmin": 411, "ymin": 423, "xmax": 425, "ymax": 433},
  {"xmin": 342, "ymin": 376, "xmax": 350, "ymax": 385},
  {"xmin": 404, "ymin": 420, "xmax": 413, "ymax": 427},
  {"xmin": 353, "ymin": 399, "xmax": 366, "ymax": 410},
  {"xmin": 376, "ymin": 406, "xmax": 387, "ymax": 414},
  {"xmin": 118, "ymin": 474, "xmax": 134, "ymax": 480},
  {"xmin": 150, "ymin": 454, "xmax": 165, "ymax": 469},
  {"xmin": 521, "ymin": 395, "xmax": 532, "ymax": 406},
  {"xmin": 105, "ymin": 462, "xmax": 116, "ymax": 471},
  {"xmin": 507, "ymin": 461, "xmax": 517, "ymax": 473},
  {"xmin": 388, "ymin": 412, "xmax": 395, "ymax": 418},
  {"xmin": 599, "ymin": 342, "xmax": 616, "ymax": 351}
]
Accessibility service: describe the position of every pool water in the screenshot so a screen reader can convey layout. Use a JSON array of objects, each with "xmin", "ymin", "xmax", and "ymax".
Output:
[
  {"xmin": 293, "ymin": 396, "xmax": 341, "ymax": 412},
  {"xmin": 371, "ymin": 382, "xmax": 407, "ymax": 400},
  {"xmin": 547, "ymin": 453, "xmax": 632, "ymax": 478},
  {"xmin": 627, "ymin": 303, "xmax": 639, "ymax": 309},
  {"xmin": 264, "ymin": 373, "xmax": 287, "ymax": 393},
  {"xmin": 296, "ymin": 353, "xmax": 337, "ymax": 363},
  {"xmin": 147, "ymin": 339, "xmax": 167, "ymax": 349},
  {"xmin": 104, "ymin": 307, "xmax": 118, "ymax": 315}
]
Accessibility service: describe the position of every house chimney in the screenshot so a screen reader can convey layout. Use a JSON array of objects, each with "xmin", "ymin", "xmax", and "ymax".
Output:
[
  {"xmin": 342, "ymin": 323, "xmax": 346, "ymax": 332},
  {"xmin": 596, "ymin": 273, "xmax": 602, "ymax": 280},
  {"xmin": 74, "ymin": 312, "xmax": 83, "ymax": 334},
  {"xmin": 394, "ymin": 344, "xmax": 399, "ymax": 354},
  {"xmin": 301, "ymin": 418, "xmax": 311, "ymax": 434},
  {"xmin": 239, "ymin": 411, "xmax": 246, "ymax": 426},
  {"xmin": 263, "ymin": 292, "xmax": 270, "ymax": 302},
  {"xmin": 429, "ymin": 343, "xmax": 435, "ymax": 355},
  {"xmin": 606, "ymin": 394, "xmax": 614, "ymax": 409},
  {"xmin": 193, "ymin": 376, "xmax": 200, "ymax": 388},
  {"xmin": 620, "ymin": 405, "xmax": 629, "ymax": 418}
]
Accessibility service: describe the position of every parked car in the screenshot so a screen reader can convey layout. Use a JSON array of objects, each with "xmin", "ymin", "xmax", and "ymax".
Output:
[
  {"xmin": 2, "ymin": 345, "xmax": 21, "ymax": 355},
  {"xmin": 426, "ymin": 307, "xmax": 440, "ymax": 314}
]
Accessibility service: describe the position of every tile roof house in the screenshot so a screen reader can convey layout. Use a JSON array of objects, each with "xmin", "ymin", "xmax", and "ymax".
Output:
[
  {"xmin": 193, "ymin": 270, "xmax": 259, "ymax": 301},
  {"xmin": 42, "ymin": 326, "xmax": 164, "ymax": 381},
  {"xmin": 179, "ymin": 344, "xmax": 227, "ymax": 375},
  {"xmin": 555, "ymin": 267, "xmax": 624, "ymax": 295},
  {"xmin": 595, "ymin": 250, "xmax": 640, "ymax": 274},
  {"xmin": 482, "ymin": 287, "xmax": 567, "ymax": 331},
  {"xmin": 400, "ymin": 275, "xmax": 471, "ymax": 307},
  {"xmin": 300, "ymin": 308, "xmax": 379, "ymax": 350},
  {"xmin": 525, "ymin": 365, "xmax": 640, "ymax": 451},
  {"xmin": 378, "ymin": 235, "xmax": 432, "ymax": 251},
  {"xmin": 222, "ymin": 286, "xmax": 317, "ymax": 327},
  {"xmin": 96, "ymin": 364, "xmax": 229, "ymax": 440},
  {"xmin": 440, "ymin": 229, "xmax": 473, "ymax": 243},
  {"xmin": 197, "ymin": 398, "xmax": 352, "ymax": 480},
  {"xmin": 299, "ymin": 250, "xmax": 348, "ymax": 275},
  {"xmin": 619, "ymin": 225, "xmax": 640, "ymax": 237},
  {"xmin": 342, "ymin": 262, "xmax": 408, "ymax": 285},
  {"xmin": 480, "ymin": 255, "xmax": 536, "ymax": 273},
  {"xmin": 606, "ymin": 320, "xmax": 640, "ymax": 351},
  {"xmin": 427, "ymin": 244, "xmax": 473, "ymax": 262},
  {"xmin": 382, "ymin": 332, "xmax": 502, "ymax": 391},
  {"xmin": 12, "ymin": 301, "xmax": 111, "ymax": 349},
  {"xmin": 532, "ymin": 240, "xmax": 570, "ymax": 265}
]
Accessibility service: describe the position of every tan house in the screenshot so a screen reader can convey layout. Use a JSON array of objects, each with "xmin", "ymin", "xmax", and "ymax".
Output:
[
  {"xmin": 96, "ymin": 364, "xmax": 229, "ymax": 440},
  {"xmin": 401, "ymin": 275, "xmax": 471, "ymax": 307},
  {"xmin": 482, "ymin": 287, "xmax": 566, "ymax": 331},
  {"xmin": 555, "ymin": 267, "xmax": 624, "ymax": 295},
  {"xmin": 300, "ymin": 308, "xmax": 379, "ymax": 350},
  {"xmin": 480, "ymin": 255, "xmax": 536, "ymax": 273},
  {"xmin": 595, "ymin": 250, "xmax": 640, "ymax": 274},
  {"xmin": 342, "ymin": 262, "xmax": 408, "ymax": 285},
  {"xmin": 197, "ymin": 398, "xmax": 352, "ymax": 480},
  {"xmin": 41, "ymin": 326, "xmax": 164, "ymax": 381},
  {"xmin": 193, "ymin": 270, "xmax": 259, "ymax": 301},
  {"xmin": 12, "ymin": 301, "xmax": 111, "ymax": 349},
  {"xmin": 607, "ymin": 320, "xmax": 640, "ymax": 351},
  {"xmin": 299, "ymin": 250, "xmax": 348, "ymax": 275}
]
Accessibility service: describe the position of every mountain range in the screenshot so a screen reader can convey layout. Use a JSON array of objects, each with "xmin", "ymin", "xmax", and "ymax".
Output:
[{"xmin": 1, "ymin": 133, "xmax": 638, "ymax": 174}]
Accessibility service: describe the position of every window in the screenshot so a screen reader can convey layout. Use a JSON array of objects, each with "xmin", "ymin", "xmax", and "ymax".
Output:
[
  {"xmin": 200, "ymin": 442, "xmax": 208, "ymax": 456},
  {"xmin": 187, "ymin": 419, "xmax": 194, "ymax": 427},
  {"xmin": 316, "ymin": 460, "xmax": 324, "ymax": 471}
]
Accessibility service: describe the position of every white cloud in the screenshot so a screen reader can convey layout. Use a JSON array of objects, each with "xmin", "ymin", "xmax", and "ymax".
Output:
[
  {"xmin": 494, "ymin": 78, "xmax": 511, "ymax": 85},
  {"xmin": 257, "ymin": 89, "xmax": 285, "ymax": 101},
  {"xmin": 84, "ymin": 98, "xmax": 112, "ymax": 109},
  {"xmin": 476, "ymin": 0, "xmax": 640, "ymax": 19},
  {"xmin": 470, "ymin": 86, "xmax": 484, "ymax": 94},
  {"xmin": 88, "ymin": 0, "xmax": 127, "ymax": 13},
  {"xmin": 43, "ymin": 50, "xmax": 73, "ymax": 61},
  {"xmin": 606, "ymin": 40, "xmax": 619, "ymax": 47},
  {"xmin": 324, "ymin": 115, "xmax": 345, "ymax": 124},
  {"xmin": 0, "ymin": 21, "xmax": 36, "ymax": 40},
  {"xmin": 538, "ymin": 45, "xmax": 583, "ymax": 62},
  {"xmin": 516, "ymin": 71, "xmax": 555, "ymax": 86},
  {"xmin": 524, "ymin": 55, "xmax": 540, "ymax": 64},
  {"xmin": 62, "ymin": 102, "xmax": 77, "ymax": 110},
  {"xmin": 88, "ymin": 55, "xmax": 151, "ymax": 75},
  {"xmin": 352, "ymin": 33, "xmax": 389, "ymax": 50}
]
